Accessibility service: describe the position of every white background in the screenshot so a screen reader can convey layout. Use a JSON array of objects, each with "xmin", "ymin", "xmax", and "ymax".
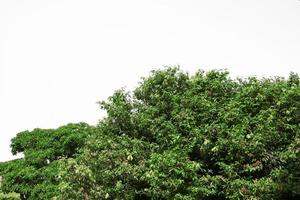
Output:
[{"xmin": 1, "ymin": 0, "xmax": 300, "ymax": 161}]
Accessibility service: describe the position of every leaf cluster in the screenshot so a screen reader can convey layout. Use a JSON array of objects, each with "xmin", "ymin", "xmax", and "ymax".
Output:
[{"xmin": 0, "ymin": 123, "xmax": 95, "ymax": 200}]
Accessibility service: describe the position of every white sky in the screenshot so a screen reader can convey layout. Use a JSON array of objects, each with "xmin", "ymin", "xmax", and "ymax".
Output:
[{"xmin": 0, "ymin": 0, "xmax": 300, "ymax": 162}]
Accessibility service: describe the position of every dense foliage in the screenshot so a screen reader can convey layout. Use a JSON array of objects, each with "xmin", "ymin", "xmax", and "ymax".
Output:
[
  {"xmin": 1, "ymin": 67, "xmax": 299, "ymax": 200},
  {"xmin": 60, "ymin": 68, "xmax": 300, "ymax": 199},
  {"xmin": 0, "ymin": 123, "xmax": 95, "ymax": 200}
]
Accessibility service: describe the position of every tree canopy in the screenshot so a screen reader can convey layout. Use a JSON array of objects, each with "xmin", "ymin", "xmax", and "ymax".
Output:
[
  {"xmin": 61, "ymin": 68, "xmax": 300, "ymax": 199},
  {"xmin": 1, "ymin": 67, "xmax": 299, "ymax": 200},
  {"xmin": 0, "ymin": 122, "xmax": 95, "ymax": 200}
]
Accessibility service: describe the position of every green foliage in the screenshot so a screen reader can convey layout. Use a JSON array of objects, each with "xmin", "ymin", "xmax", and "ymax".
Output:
[
  {"xmin": 0, "ymin": 123, "xmax": 94, "ymax": 200},
  {"xmin": 0, "ymin": 165, "xmax": 20, "ymax": 200},
  {"xmin": 59, "ymin": 132, "xmax": 156, "ymax": 199},
  {"xmin": 0, "ymin": 193, "xmax": 20, "ymax": 200},
  {"xmin": 60, "ymin": 67, "xmax": 300, "ymax": 199},
  {"xmin": 1, "ymin": 67, "xmax": 299, "ymax": 200}
]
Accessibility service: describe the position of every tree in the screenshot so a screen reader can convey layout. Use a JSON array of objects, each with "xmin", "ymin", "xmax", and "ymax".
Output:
[
  {"xmin": 0, "ymin": 122, "xmax": 95, "ymax": 200},
  {"xmin": 60, "ymin": 67, "xmax": 300, "ymax": 199}
]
